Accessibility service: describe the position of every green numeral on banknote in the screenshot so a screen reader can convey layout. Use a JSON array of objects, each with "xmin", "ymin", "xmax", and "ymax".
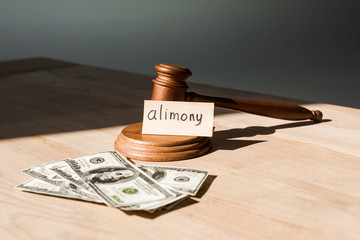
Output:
[
  {"xmin": 112, "ymin": 195, "xmax": 123, "ymax": 203},
  {"xmin": 122, "ymin": 188, "xmax": 138, "ymax": 194}
]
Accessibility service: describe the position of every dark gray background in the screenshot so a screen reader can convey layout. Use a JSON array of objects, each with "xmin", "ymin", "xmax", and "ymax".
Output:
[{"xmin": 1, "ymin": 0, "xmax": 359, "ymax": 108}]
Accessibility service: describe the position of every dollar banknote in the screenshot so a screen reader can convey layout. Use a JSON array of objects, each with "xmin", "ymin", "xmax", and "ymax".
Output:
[
  {"xmin": 16, "ymin": 176, "xmax": 186, "ymax": 212},
  {"xmin": 16, "ymin": 151, "xmax": 210, "ymax": 212},
  {"xmin": 65, "ymin": 151, "xmax": 176, "ymax": 207},
  {"xmin": 48, "ymin": 160, "xmax": 96, "ymax": 193},
  {"xmin": 121, "ymin": 186, "xmax": 188, "ymax": 212},
  {"xmin": 137, "ymin": 164, "xmax": 209, "ymax": 196},
  {"xmin": 49, "ymin": 157, "xmax": 188, "ymax": 211},
  {"xmin": 23, "ymin": 163, "xmax": 99, "ymax": 200},
  {"xmin": 15, "ymin": 178, "xmax": 103, "ymax": 203}
]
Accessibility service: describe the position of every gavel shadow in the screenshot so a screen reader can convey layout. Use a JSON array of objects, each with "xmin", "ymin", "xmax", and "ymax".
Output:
[{"xmin": 210, "ymin": 119, "xmax": 332, "ymax": 152}]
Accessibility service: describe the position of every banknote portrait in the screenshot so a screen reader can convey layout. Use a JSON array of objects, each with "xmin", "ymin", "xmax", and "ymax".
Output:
[{"xmin": 82, "ymin": 167, "xmax": 136, "ymax": 184}]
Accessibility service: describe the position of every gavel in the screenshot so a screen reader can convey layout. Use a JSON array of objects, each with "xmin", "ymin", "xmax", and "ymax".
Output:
[
  {"xmin": 115, "ymin": 63, "xmax": 323, "ymax": 161},
  {"xmin": 151, "ymin": 64, "xmax": 323, "ymax": 122}
]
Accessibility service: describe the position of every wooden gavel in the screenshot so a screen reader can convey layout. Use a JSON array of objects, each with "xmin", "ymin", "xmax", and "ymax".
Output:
[
  {"xmin": 151, "ymin": 64, "xmax": 323, "ymax": 122},
  {"xmin": 115, "ymin": 63, "xmax": 323, "ymax": 161}
]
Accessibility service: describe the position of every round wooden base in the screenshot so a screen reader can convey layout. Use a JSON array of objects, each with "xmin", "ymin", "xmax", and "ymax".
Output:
[{"xmin": 114, "ymin": 122, "xmax": 211, "ymax": 161}]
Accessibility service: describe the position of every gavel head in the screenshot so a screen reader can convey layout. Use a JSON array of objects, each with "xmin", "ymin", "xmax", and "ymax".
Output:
[{"xmin": 151, "ymin": 64, "xmax": 192, "ymax": 101}]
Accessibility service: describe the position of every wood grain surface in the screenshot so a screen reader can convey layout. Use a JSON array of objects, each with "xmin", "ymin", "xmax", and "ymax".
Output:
[{"xmin": 1, "ymin": 58, "xmax": 359, "ymax": 240}]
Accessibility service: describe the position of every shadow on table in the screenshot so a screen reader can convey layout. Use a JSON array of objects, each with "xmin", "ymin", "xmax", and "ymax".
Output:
[
  {"xmin": 0, "ymin": 57, "xmax": 325, "ymax": 140},
  {"xmin": 0, "ymin": 58, "xmax": 152, "ymax": 139},
  {"xmin": 125, "ymin": 175, "xmax": 217, "ymax": 219},
  {"xmin": 211, "ymin": 119, "xmax": 331, "ymax": 152}
]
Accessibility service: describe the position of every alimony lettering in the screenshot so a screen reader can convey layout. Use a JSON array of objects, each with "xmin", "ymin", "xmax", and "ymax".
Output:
[
  {"xmin": 142, "ymin": 100, "xmax": 214, "ymax": 137},
  {"xmin": 147, "ymin": 104, "xmax": 203, "ymax": 126}
]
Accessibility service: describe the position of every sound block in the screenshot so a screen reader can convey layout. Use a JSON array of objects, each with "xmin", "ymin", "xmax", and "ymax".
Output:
[{"xmin": 114, "ymin": 122, "xmax": 211, "ymax": 161}]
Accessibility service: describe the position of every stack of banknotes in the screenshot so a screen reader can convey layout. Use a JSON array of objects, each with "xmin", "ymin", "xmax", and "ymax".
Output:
[{"xmin": 16, "ymin": 151, "xmax": 209, "ymax": 212}]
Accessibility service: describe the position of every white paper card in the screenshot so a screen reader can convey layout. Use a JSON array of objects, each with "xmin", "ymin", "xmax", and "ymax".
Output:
[{"xmin": 142, "ymin": 100, "xmax": 214, "ymax": 137}]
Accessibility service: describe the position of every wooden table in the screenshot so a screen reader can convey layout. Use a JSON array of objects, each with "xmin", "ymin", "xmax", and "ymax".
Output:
[{"xmin": 1, "ymin": 58, "xmax": 359, "ymax": 240}]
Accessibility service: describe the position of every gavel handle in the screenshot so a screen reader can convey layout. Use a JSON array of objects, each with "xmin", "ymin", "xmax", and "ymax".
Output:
[{"xmin": 185, "ymin": 92, "xmax": 323, "ymax": 122}]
